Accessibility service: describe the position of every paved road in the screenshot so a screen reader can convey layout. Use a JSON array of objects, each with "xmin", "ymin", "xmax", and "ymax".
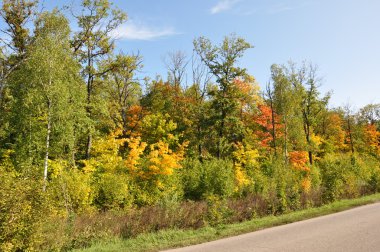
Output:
[{"xmin": 164, "ymin": 202, "xmax": 380, "ymax": 252}]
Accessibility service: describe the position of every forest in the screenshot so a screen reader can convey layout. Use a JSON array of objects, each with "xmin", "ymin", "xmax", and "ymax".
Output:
[{"xmin": 1, "ymin": 0, "xmax": 380, "ymax": 251}]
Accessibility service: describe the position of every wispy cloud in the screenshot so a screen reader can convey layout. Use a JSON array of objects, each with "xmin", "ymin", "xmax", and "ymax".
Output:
[
  {"xmin": 111, "ymin": 21, "xmax": 179, "ymax": 41},
  {"xmin": 210, "ymin": 0, "xmax": 241, "ymax": 14}
]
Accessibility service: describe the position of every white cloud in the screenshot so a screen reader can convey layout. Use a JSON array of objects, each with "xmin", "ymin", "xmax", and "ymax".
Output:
[
  {"xmin": 210, "ymin": 0, "xmax": 241, "ymax": 14},
  {"xmin": 111, "ymin": 21, "xmax": 179, "ymax": 41}
]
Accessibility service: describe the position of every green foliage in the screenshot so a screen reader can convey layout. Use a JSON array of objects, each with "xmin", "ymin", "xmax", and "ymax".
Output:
[
  {"xmin": 0, "ymin": 171, "xmax": 39, "ymax": 251},
  {"xmin": 50, "ymin": 166, "xmax": 94, "ymax": 213},
  {"xmin": 318, "ymin": 154, "xmax": 376, "ymax": 202},
  {"xmin": 263, "ymin": 159, "xmax": 301, "ymax": 214},
  {"xmin": 101, "ymin": 53, "xmax": 143, "ymax": 133},
  {"xmin": 1, "ymin": 1, "xmax": 380, "ymax": 251},
  {"xmin": 8, "ymin": 10, "xmax": 86, "ymax": 168},
  {"xmin": 181, "ymin": 158, "xmax": 235, "ymax": 200},
  {"xmin": 194, "ymin": 35, "xmax": 253, "ymax": 158},
  {"xmin": 141, "ymin": 113, "xmax": 178, "ymax": 145},
  {"xmin": 0, "ymin": 164, "xmax": 70, "ymax": 251},
  {"xmin": 0, "ymin": 0, "xmax": 38, "ymax": 54},
  {"xmin": 93, "ymin": 173, "xmax": 133, "ymax": 210},
  {"xmin": 205, "ymin": 195, "xmax": 232, "ymax": 226}
]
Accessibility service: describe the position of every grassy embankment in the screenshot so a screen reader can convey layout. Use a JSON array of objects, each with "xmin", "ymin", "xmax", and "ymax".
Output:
[{"xmin": 75, "ymin": 193, "xmax": 380, "ymax": 252}]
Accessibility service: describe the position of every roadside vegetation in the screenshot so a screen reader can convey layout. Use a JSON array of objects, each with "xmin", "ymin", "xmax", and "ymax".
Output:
[
  {"xmin": 1, "ymin": 1, "xmax": 380, "ymax": 251},
  {"xmin": 74, "ymin": 193, "xmax": 380, "ymax": 252}
]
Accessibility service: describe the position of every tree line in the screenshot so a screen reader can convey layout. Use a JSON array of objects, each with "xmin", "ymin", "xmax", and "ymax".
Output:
[{"xmin": 1, "ymin": 0, "xmax": 380, "ymax": 250}]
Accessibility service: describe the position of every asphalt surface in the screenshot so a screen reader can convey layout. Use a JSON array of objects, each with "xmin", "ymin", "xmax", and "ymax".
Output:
[{"xmin": 164, "ymin": 202, "xmax": 380, "ymax": 252}]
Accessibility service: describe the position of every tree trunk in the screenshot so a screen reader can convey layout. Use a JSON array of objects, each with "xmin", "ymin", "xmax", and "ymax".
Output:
[
  {"xmin": 304, "ymin": 122, "xmax": 313, "ymax": 165},
  {"xmin": 308, "ymin": 151, "xmax": 313, "ymax": 165},
  {"xmin": 85, "ymin": 49, "xmax": 93, "ymax": 159},
  {"xmin": 86, "ymin": 134, "xmax": 92, "ymax": 159},
  {"xmin": 347, "ymin": 117, "xmax": 355, "ymax": 154},
  {"xmin": 284, "ymin": 115, "xmax": 288, "ymax": 163},
  {"xmin": 43, "ymin": 99, "xmax": 52, "ymax": 192},
  {"xmin": 197, "ymin": 124, "xmax": 203, "ymax": 162},
  {"xmin": 269, "ymin": 99, "xmax": 277, "ymax": 156},
  {"xmin": 217, "ymin": 110, "xmax": 226, "ymax": 159}
]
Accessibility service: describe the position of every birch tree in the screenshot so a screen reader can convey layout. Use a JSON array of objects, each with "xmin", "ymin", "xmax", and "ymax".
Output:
[{"xmin": 10, "ymin": 10, "xmax": 85, "ymax": 187}]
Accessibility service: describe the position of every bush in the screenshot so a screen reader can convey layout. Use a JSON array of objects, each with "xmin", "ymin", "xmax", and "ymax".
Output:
[
  {"xmin": 205, "ymin": 195, "xmax": 232, "ymax": 226},
  {"xmin": 0, "ymin": 167, "xmax": 67, "ymax": 251},
  {"xmin": 180, "ymin": 158, "xmax": 235, "ymax": 200},
  {"xmin": 358, "ymin": 155, "xmax": 380, "ymax": 193},
  {"xmin": 93, "ymin": 173, "xmax": 134, "ymax": 210},
  {"xmin": 318, "ymin": 154, "xmax": 376, "ymax": 202}
]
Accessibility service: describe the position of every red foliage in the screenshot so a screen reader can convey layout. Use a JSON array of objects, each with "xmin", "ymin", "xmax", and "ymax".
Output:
[{"xmin": 253, "ymin": 104, "xmax": 282, "ymax": 148}]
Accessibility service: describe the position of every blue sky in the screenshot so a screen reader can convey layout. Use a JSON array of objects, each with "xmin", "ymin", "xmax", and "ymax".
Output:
[{"xmin": 38, "ymin": 1, "xmax": 380, "ymax": 108}]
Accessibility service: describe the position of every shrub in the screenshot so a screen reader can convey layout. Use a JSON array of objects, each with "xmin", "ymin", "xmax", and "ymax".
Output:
[
  {"xmin": 317, "ymin": 154, "xmax": 375, "ymax": 202},
  {"xmin": 180, "ymin": 158, "xmax": 235, "ymax": 200},
  {"xmin": 0, "ymin": 167, "xmax": 66, "ymax": 251},
  {"xmin": 93, "ymin": 173, "xmax": 134, "ymax": 210},
  {"xmin": 205, "ymin": 195, "xmax": 232, "ymax": 226}
]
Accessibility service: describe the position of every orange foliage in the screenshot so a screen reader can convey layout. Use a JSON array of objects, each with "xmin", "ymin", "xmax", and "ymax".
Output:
[
  {"xmin": 289, "ymin": 151, "xmax": 311, "ymax": 193},
  {"xmin": 289, "ymin": 151, "xmax": 310, "ymax": 172},
  {"xmin": 325, "ymin": 113, "xmax": 346, "ymax": 150},
  {"xmin": 254, "ymin": 104, "xmax": 282, "ymax": 148},
  {"xmin": 364, "ymin": 124, "xmax": 380, "ymax": 154},
  {"xmin": 125, "ymin": 105, "xmax": 145, "ymax": 137},
  {"xmin": 234, "ymin": 78, "xmax": 253, "ymax": 96}
]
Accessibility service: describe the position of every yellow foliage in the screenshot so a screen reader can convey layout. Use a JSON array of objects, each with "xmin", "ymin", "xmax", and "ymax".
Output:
[
  {"xmin": 124, "ymin": 134, "xmax": 188, "ymax": 182},
  {"xmin": 0, "ymin": 150, "xmax": 16, "ymax": 174},
  {"xmin": 146, "ymin": 140, "xmax": 187, "ymax": 177},
  {"xmin": 233, "ymin": 142, "xmax": 259, "ymax": 168},
  {"xmin": 232, "ymin": 143, "xmax": 259, "ymax": 191},
  {"xmin": 310, "ymin": 133, "xmax": 323, "ymax": 147},
  {"xmin": 301, "ymin": 176, "xmax": 311, "ymax": 193},
  {"xmin": 233, "ymin": 163, "xmax": 249, "ymax": 190},
  {"xmin": 49, "ymin": 159, "xmax": 68, "ymax": 179},
  {"xmin": 82, "ymin": 129, "xmax": 127, "ymax": 173},
  {"xmin": 125, "ymin": 137, "xmax": 147, "ymax": 175}
]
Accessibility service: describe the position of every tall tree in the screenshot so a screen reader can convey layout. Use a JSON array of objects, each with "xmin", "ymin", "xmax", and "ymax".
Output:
[
  {"xmin": 296, "ymin": 64, "xmax": 329, "ymax": 165},
  {"xmin": 0, "ymin": 0, "xmax": 39, "ymax": 145},
  {"xmin": 101, "ymin": 53, "xmax": 143, "ymax": 135},
  {"xmin": 264, "ymin": 82, "xmax": 278, "ymax": 155},
  {"xmin": 164, "ymin": 50, "xmax": 188, "ymax": 88},
  {"xmin": 194, "ymin": 34, "xmax": 252, "ymax": 158},
  {"xmin": 271, "ymin": 62, "xmax": 329, "ymax": 164},
  {"xmin": 9, "ymin": 10, "xmax": 85, "ymax": 187},
  {"xmin": 187, "ymin": 52, "xmax": 212, "ymax": 159},
  {"xmin": 71, "ymin": 0, "xmax": 127, "ymax": 158},
  {"xmin": 358, "ymin": 103, "xmax": 380, "ymax": 126},
  {"xmin": 343, "ymin": 104, "xmax": 356, "ymax": 154},
  {"xmin": 0, "ymin": 0, "xmax": 38, "ymax": 55},
  {"xmin": 270, "ymin": 64, "xmax": 299, "ymax": 161}
]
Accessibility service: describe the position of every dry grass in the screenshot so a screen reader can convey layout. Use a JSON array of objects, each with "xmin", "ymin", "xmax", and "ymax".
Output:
[{"xmin": 58, "ymin": 187, "xmax": 376, "ymax": 250}]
